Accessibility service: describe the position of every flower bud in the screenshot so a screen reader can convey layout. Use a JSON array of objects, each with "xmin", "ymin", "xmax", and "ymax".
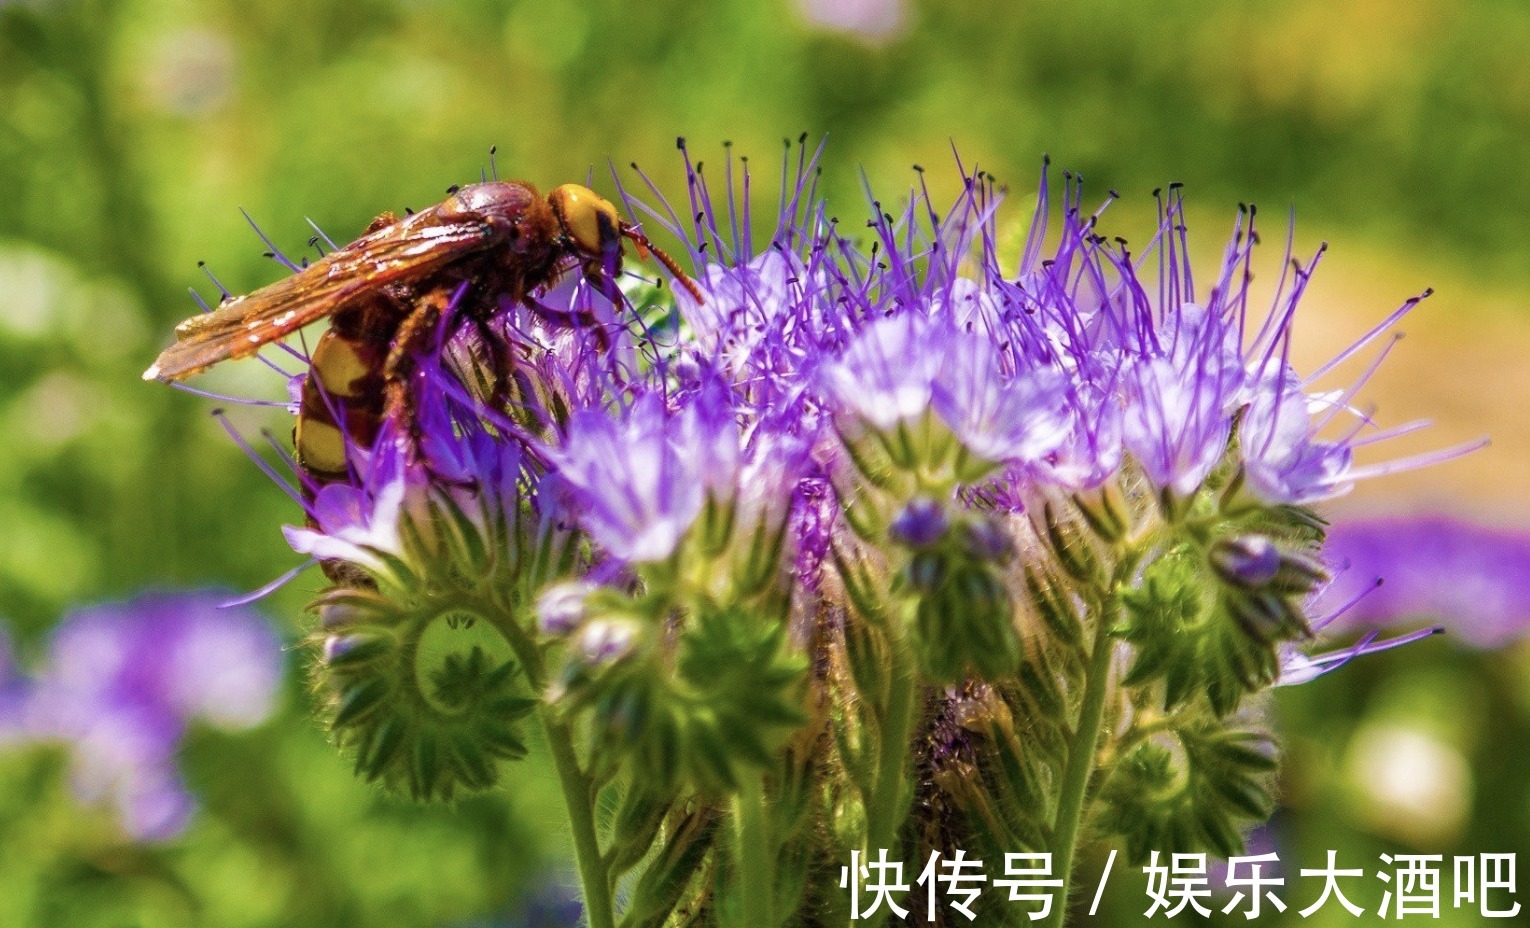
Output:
[
  {"xmin": 1269, "ymin": 551, "xmax": 1328, "ymax": 596},
  {"xmin": 1208, "ymin": 535, "xmax": 1281, "ymax": 589},
  {"xmin": 889, "ymin": 497, "xmax": 949, "ymax": 549},
  {"xmin": 961, "ymin": 515, "xmax": 1015, "ymax": 563},
  {"xmin": 906, "ymin": 551, "xmax": 948, "ymax": 594},
  {"xmin": 537, "ymin": 582, "xmax": 596, "ymax": 637},
  {"xmin": 579, "ymin": 619, "xmax": 639, "ymax": 666},
  {"xmin": 319, "ymin": 599, "xmax": 366, "ymax": 630},
  {"xmin": 322, "ymin": 631, "xmax": 392, "ymax": 669}
]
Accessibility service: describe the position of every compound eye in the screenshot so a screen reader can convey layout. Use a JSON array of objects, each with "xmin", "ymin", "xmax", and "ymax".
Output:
[{"xmin": 551, "ymin": 184, "xmax": 621, "ymax": 257}]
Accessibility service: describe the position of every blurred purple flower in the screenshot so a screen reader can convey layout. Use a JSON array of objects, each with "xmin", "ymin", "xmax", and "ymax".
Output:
[
  {"xmin": 3, "ymin": 592, "xmax": 283, "ymax": 841},
  {"xmin": 1313, "ymin": 515, "xmax": 1530, "ymax": 649},
  {"xmin": 0, "ymin": 626, "xmax": 27, "ymax": 746},
  {"xmin": 795, "ymin": 0, "xmax": 907, "ymax": 42}
]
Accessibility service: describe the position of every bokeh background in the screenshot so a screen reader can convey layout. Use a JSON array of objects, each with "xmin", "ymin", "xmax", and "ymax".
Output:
[{"xmin": 1, "ymin": 0, "xmax": 1527, "ymax": 924}]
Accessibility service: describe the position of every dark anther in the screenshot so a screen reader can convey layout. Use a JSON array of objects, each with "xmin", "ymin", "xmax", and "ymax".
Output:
[
  {"xmin": 676, "ymin": 136, "xmax": 687, "ymax": 149},
  {"xmin": 446, "ymin": 184, "xmax": 460, "ymax": 194},
  {"xmin": 798, "ymin": 131, "xmax": 808, "ymax": 144},
  {"xmin": 723, "ymin": 139, "xmax": 733, "ymax": 147},
  {"xmin": 1109, "ymin": 189, "xmax": 1121, "ymax": 199},
  {"xmin": 696, "ymin": 212, "xmax": 706, "ymax": 223},
  {"xmin": 1151, "ymin": 187, "xmax": 1162, "ymax": 198},
  {"xmin": 913, "ymin": 163, "xmax": 925, "ymax": 173},
  {"xmin": 1169, "ymin": 181, "xmax": 1184, "ymax": 189}
]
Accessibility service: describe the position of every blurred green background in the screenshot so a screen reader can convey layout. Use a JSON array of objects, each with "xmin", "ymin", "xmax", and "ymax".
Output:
[{"xmin": 1, "ymin": 0, "xmax": 1527, "ymax": 924}]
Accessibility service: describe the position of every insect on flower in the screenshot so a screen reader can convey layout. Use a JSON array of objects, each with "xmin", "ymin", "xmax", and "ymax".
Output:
[{"xmin": 143, "ymin": 178, "xmax": 703, "ymax": 485}]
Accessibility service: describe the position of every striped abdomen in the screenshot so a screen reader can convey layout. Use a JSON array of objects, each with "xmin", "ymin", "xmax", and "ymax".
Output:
[{"xmin": 294, "ymin": 292, "xmax": 404, "ymax": 490}]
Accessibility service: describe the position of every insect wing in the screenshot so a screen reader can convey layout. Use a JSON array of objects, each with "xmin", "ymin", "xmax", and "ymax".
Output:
[{"xmin": 145, "ymin": 211, "xmax": 500, "ymax": 381}]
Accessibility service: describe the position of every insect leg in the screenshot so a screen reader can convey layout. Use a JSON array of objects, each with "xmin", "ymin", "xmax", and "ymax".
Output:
[
  {"xmin": 382, "ymin": 287, "xmax": 452, "ymax": 463},
  {"xmin": 472, "ymin": 316, "xmax": 515, "ymax": 413}
]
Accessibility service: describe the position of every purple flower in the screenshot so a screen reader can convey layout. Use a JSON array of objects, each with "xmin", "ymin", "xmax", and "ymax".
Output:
[
  {"xmin": 205, "ymin": 146, "xmax": 1485, "ymax": 722},
  {"xmin": 1120, "ymin": 304, "xmax": 1245, "ymax": 497},
  {"xmin": 1237, "ymin": 371, "xmax": 1355, "ymax": 504},
  {"xmin": 5, "ymin": 593, "xmax": 283, "ymax": 842},
  {"xmin": 823, "ymin": 314, "xmax": 1074, "ymax": 472},
  {"xmin": 548, "ymin": 389, "xmax": 740, "ymax": 563},
  {"xmin": 283, "ymin": 435, "xmax": 413, "ymax": 571}
]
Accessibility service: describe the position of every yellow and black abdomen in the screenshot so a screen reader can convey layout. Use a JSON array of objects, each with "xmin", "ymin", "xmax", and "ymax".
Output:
[{"xmin": 294, "ymin": 293, "xmax": 403, "ymax": 488}]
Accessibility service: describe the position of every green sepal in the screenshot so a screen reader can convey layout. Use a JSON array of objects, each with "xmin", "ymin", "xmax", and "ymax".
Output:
[
  {"xmin": 1043, "ymin": 502, "xmax": 1102, "ymax": 583},
  {"xmin": 621, "ymin": 807, "xmax": 719, "ymax": 928},
  {"xmin": 333, "ymin": 677, "xmax": 393, "ymax": 729},
  {"xmin": 1097, "ymin": 721, "xmax": 1278, "ymax": 866}
]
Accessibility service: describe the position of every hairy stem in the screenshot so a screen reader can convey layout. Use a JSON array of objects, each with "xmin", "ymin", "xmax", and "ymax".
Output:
[
  {"xmin": 1042, "ymin": 598, "xmax": 1117, "ymax": 928},
  {"xmin": 867, "ymin": 631, "xmax": 918, "ymax": 853},
  {"xmin": 487, "ymin": 608, "xmax": 614, "ymax": 928},
  {"xmin": 542, "ymin": 710, "xmax": 617, "ymax": 928},
  {"xmin": 733, "ymin": 774, "xmax": 774, "ymax": 927}
]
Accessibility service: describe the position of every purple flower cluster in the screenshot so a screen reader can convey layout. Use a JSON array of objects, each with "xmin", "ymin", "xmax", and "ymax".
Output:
[
  {"xmin": 0, "ymin": 593, "xmax": 283, "ymax": 841},
  {"xmin": 274, "ymin": 146, "xmax": 1481, "ymax": 680}
]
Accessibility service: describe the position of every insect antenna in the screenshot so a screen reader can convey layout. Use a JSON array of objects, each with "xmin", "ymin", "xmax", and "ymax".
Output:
[{"xmin": 621, "ymin": 225, "xmax": 705, "ymax": 303}]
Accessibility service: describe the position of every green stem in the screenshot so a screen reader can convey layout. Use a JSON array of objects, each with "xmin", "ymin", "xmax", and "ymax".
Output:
[
  {"xmin": 1042, "ymin": 600, "xmax": 1117, "ymax": 928},
  {"xmin": 488, "ymin": 611, "xmax": 614, "ymax": 928},
  {"xmin": 541, "ymin": 710, "xmax": 617, "ymax": 928},
  {"xmin": 733, "ymin": 774, "xmax": 774, "ymax": 927},
  {"xmin": 867, "ymin": 633, "xmax": 918, "ymax": 853}
]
